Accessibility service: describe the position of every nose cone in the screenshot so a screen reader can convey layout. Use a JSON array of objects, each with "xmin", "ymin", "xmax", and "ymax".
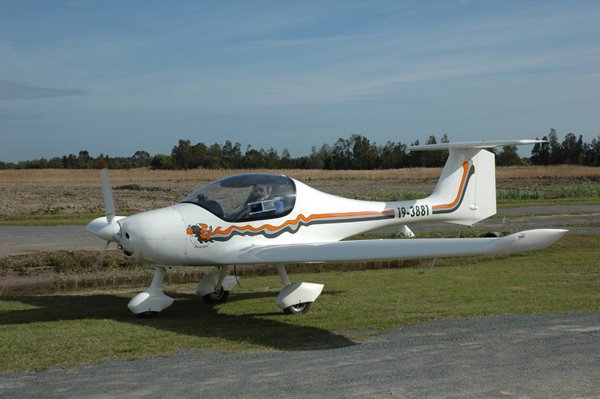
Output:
[
  {"xmin": 119, "ymin": 207, "xmax": 187, "ymax": 264},
  {"xmin": 86, "ymin": 216, "xmax": 123, "ymax": 241}
]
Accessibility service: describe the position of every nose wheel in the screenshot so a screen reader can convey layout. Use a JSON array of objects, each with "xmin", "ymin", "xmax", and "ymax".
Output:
[
  {"xmin": 202, "ymin": 287, "xmax": 230, "ymax": 304},
  {"xmin": 197, "ymin": 268, "xmax": 238, "ymax": 304}
]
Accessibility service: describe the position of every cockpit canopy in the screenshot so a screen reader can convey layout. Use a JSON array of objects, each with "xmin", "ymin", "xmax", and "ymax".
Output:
[{"xmin": 181, "ymin": 174, "xmax": 296, "ymax": 222}]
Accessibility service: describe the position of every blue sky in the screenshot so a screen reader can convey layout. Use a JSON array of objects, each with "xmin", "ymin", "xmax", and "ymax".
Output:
[{"xmin": 1, "ymin": 0, "xmax": 599, "ymax": 162}]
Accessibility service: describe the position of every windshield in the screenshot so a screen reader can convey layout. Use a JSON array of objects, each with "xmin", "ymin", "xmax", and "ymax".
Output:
[{"xmin": 181, "ymin": 174, "xmax": 296, "ymax": 222}]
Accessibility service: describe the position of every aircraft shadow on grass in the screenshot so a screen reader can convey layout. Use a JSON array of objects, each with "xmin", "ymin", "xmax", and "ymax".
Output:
[{"xmin": 0, "ymin": 290, "xmax": 355, "ymax": 352}]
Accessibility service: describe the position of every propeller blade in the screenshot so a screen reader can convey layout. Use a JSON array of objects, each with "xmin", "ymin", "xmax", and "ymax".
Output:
[
  {"xmin": 100, "ymin": 162, "xmax": 116, "ymax": 223},
  {"xmin": 95, "ymin": 240, "xmax": 111, "ymax": 270}
]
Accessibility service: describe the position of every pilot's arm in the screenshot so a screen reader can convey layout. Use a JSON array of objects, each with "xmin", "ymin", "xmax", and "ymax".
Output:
[{"xmin": 273, "ymin": 198, "xmax": 285, "ymax": 215}]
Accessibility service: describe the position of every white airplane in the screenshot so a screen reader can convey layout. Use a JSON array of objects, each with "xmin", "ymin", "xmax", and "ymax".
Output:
[{"xmin": 87, "ymin": 140, "xmax": 567, "ymax": 316}]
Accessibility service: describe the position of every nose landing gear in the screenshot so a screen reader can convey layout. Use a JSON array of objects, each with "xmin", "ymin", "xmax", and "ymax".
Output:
[{"xmin": 128, "ymin": 266, "xmax": 174, "ymax": 315}]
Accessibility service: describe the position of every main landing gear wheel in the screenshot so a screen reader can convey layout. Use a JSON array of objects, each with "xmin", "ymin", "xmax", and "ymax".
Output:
[
  {"xmin": 202, "ymin": 287, "xmax": 229, "ymax": 304},
  {"xmin": 283, "ymin": 302, "xmax": 311, "ymax": 315},
  {"xmin": 136, "ymin": 311, "xmax": 159, "ymax": 319}
]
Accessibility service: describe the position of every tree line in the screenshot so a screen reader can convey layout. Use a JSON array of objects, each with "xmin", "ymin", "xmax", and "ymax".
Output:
[
  {"xmin": 2, "ymin": 129, "xmax": 599, "ymax": 170},
  {"xmin": 165, "ymin": 134, "xmax": 452, "ymax": 170}
]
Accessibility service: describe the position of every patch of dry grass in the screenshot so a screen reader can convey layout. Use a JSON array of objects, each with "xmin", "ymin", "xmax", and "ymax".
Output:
[
  {"xmin": 2, "ymin": 165, "xmax": 599, "ymax": 184},
  {"xmin": 1, "ymin": 165, "xmax": 597, "ymax": 219},
  {"xmin": 496, "ymin": 165, "xmax": 600, "ymax": 179},
  {"xmin": 0, "ymin": 168, "xmax": 441, "ymax": 183}
]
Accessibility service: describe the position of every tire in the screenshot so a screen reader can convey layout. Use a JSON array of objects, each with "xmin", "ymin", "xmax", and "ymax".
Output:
[
  {"xmin": 136, "ymin": 311, "xmax": 159, "ymax": 319},
  {"xmin": 283, "ymin": 302, "xmax": 311, "ymax": 315},
  {"xmin": 479, "ymin": 232, "xmax": 499, "ymax": 238},
  {"xmin": 202, "ymin": 288, "xmax": 229, "ymax": 304}
]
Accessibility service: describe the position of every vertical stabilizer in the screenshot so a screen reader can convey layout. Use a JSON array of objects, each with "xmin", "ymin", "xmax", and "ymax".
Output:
[
  {"xmin": 426, "ymin": 148, "xmax": 496, "ymax": 225},
  {"xmin": 410, "ymin": 140, "xmax": 543, "ymax": 226}
]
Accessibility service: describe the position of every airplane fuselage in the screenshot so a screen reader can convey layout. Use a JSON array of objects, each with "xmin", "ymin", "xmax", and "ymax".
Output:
[{"xmin": 118, "ymin": 178, "xmax": 440, "ymax": 266}]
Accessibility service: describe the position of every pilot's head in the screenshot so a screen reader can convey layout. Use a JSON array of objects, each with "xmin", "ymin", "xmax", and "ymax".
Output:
[{"xmin": 252, "ymin": 184, "xmax": 271, "ymax": 200}]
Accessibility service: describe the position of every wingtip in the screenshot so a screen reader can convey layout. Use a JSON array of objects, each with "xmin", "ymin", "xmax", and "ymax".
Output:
[{"xmin": 497, "ymin": 229, "xmax": 568, "ymax": 253}]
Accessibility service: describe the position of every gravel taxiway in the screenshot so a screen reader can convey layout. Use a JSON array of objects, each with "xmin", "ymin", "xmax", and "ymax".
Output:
[{"xmin": 1, "ymin": 312, "xmax": 599, "ymax": 398}]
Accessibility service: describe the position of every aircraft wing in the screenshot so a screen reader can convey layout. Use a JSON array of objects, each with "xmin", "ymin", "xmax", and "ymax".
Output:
[{"xmin": 222, "ymin": 229, "xmax": 567, "ymax": 265}]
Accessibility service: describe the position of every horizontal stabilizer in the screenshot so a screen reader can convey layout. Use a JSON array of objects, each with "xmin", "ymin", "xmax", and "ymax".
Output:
[
  {"xmin": 222, "ymin": 229, "xmax": 567, "ymax": 265},
  {"xmin": 410, "ymin": 139, "xmax": 544, "ymax": 151}
]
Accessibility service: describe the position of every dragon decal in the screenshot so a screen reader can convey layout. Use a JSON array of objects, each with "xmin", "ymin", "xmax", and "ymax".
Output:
[{"xmin": 186, "ymin": 223, "xmax": 214, "ymax": 244}]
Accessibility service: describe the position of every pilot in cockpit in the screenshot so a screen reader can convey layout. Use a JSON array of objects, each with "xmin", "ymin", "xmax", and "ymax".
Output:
[{"xmin": 246, "ymin": 183, "xmax": 285, "ymax": 216}]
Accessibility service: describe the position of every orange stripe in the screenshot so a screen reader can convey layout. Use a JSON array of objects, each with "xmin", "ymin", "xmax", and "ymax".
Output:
[
  {"xmin": 209, "ymin": 209, "xmax": 395, "ymax": 238},
  {"xmin": 432, "ymin": 161, "xmax": 470, "ymax": 210}
]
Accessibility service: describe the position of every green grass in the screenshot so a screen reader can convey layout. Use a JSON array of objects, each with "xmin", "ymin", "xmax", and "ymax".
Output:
[
  {"xmin": 497, "ymin": 184, "xmax": 600, "ymax": 201},
  {"xmin": 0, "ymin": 234, "xmax": 598, "ymax": 372},
  {"xmin": 0, "ymin": 212, "xmax": 119, "ymax": 226},
  {"xmin": 0, "ymin": 251, "xmax": 132, "ymax": 273},
  {"xmin": 368, "ymin": 183, "xmax": 600, "ymax": 204},
  {"xmin": 497, "ymin": 197, "xmax": 600, "ymax": 208}
]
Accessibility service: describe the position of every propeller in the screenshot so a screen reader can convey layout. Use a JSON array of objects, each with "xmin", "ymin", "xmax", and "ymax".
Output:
[
  {"xmin": 94, "ymin": 240, "xmax": 111, "ymax": 270},
  {"xmin": 86, "ymin": 161, "xmax": 126, "ymax": 267}
]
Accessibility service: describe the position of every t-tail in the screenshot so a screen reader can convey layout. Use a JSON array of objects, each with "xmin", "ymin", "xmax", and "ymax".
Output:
[{"xmin": 410, "ymin": 140, "xmax": 544, "ymax": 226}]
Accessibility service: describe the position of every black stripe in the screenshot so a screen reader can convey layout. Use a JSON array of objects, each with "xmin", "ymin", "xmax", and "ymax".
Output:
[{"xmin": 432, "ymin": 165, "xmax": 476, "ymax": 215}]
